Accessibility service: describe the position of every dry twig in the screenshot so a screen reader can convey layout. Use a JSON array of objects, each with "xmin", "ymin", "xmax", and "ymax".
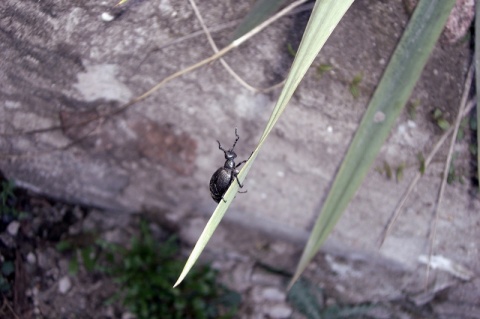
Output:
[
  {"xmin": 378, "ymin": 63, "xmax": 476, "ymax": 248},
  {"xmin": 188, "ymin": 0, "xmax": 285, "ymax": 93},
  {"xmin": 425, "ymin": 62, "xmax": 475, "ymax": 286},
  {"xmin": 1, "ymin": 0, "xmax": 308, "ymax": 159}
]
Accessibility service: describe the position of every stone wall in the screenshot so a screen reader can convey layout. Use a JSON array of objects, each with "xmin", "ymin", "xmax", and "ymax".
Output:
[{"xmin": 1, "ymin": 0, "xmax": 479, "ymax": 307}]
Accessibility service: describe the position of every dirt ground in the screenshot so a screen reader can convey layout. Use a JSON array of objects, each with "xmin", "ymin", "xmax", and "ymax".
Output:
[{"xmin": 3, "ymin": 174, "xmax": 479, "ymax": 319}]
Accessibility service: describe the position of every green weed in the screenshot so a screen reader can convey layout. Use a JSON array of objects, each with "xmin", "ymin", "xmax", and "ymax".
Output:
[
  {"xmin": 98, "ymin": 221, "xmax": 240, "ymax": 319},
  {"xmin": 0, "ymin": 179, "xmax": 28, "ymax": 220},
  {"xmin": 316, "ymin": 63, "xmax": 333, "ymax": 77},
  {"xmin": 288, "ymin": 279, "xmax": 375, "ymax": 318},
  {"xmin": 287, "ymin": 43, "xmax": 297, "ymax": 57},
  {"xmin": 432, "ymin": 108, "xmax": 450, "ymax": 131},
  {"xmin": 349, "ymin": 73, "xmax": 363, "ymax": 99},
  {"xmin": 407, "ymin": 99, "xmax": 420, "ymax": 120}
]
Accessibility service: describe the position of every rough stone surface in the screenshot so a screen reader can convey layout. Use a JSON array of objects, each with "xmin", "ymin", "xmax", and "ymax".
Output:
[
  {"xmin": 1, "ymin": 0, "xmax": 479, "ymax": 312},
  {"xmin": 6, "ymin": 221, "xmax": 20, "ymax": 236},
  {"xmin": 264, "ymin": 304, "xmax": 293, "ymax": 318},
  {"xmin": 26, "ymin": 252, "xmax": 37, "ymax": 264},
  {"xmin": 58, "ymin": 276, "xmax": 72, "ymax": 294},
  {"xmin": 2, "ymin": 194, "xmax": 477, "ymax": 318}
]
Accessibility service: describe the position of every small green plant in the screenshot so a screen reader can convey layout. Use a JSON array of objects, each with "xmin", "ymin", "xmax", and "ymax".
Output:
[
  {"xmin": 287, "ymin": 42, "xmax": 297, "ymax": 57},
  {"xmin": 383, "ymin": 160, "xmax": 393, "ymax": 180},
  {"xmin": 288, "ymin": 279, "xmax": 323, "ymax": 319},
  {"xmin": 1, "ymin": 179, "xmax": 14, "ymax": 202},
  {"xmin": 288, "ymin": 279, "xmax": 375, "ymax": 319},
  {"xmin": 432, "ymin": 108, "xmax": 450, "ymax": 131},
  {"xmin": 0, "ymin": 260, "xmax": 14, "ymax": 294},
  {"xmin": 455, "ymin": 117, "xmax": 469, "ymax": 141},
  {"xmin": 0, "ymin": 179, "xmax": 28, "ymax": 220},
  {"xmin": 0, "ymin": 178, "xmax": 29, "ymax": 309},
  {"xmin": 407, "ymin": 99, "xmax": 421, "ymax": 120},
  {"xmin": 417, "ymin": 152, "xmax": 426, "ymax": 175},
  {"xmin": 100, "ymin": 221, "xmax": 239, "ymax": 319},
  {"xmin": 375, "ymin": 160, "xmax": 408, "ymax": 183},
  {"xmin": 349, "ymin": 73, "xmax": 363, "ymax": 99},
  {"xmin": 470, "ymin": 143, "xmax": 478, "ymax": 156},
  {"xmin": 447, "ymin": 153, "xmax": 464, "ymax": 184},
  {"xmin": 56, "ymin": 233, "xmax": 100, "ymax": 275},
  {"xmin": 316, "ymin": 63, "xmax": 333, "ymax": 77},
  {"xmin": 1, "ymin": 179, "xmax": 17, "ymax": 217},
  {"xmin": 395, "ymin": 162, "xmax": 405, "ymax": 183}
]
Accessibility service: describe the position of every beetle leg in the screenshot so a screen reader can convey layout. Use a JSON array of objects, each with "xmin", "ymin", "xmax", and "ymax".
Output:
[
  {"xmin": 234, "ymin": 175, "xmax": 244, "ymax": 188},
  {"xmin": 235, "ymin": 159, "xmax": 247, "ymax": 168},
  {"xmin": 235, "ymin": 152, "xmax": 253, "ymax": 169},
  {"xmin": 234, "ymin": 174, "xmax": 248, "ymax": 194},
  {"xmin": 237, "ymin": 178, "xmax": 247, "ymax": 193}
]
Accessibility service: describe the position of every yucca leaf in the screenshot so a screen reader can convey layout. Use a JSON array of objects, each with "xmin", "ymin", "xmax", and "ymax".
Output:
[
  {"xmin": 290, "ymin": 0, "xmax": 456, "ymax": 286},
  {"xmin": 230, "ymin": 0, "xmax": 287, "ymax": 41},
  {"xmin": 476, "ymin": 0, "xmax": 480, "ymax": 187},
  {"xmin": 174, "ymin": 0, "xmax": 354, "ymax": 287}
]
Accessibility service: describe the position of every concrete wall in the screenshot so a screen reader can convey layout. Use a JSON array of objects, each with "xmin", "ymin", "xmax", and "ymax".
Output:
[{"xmin": 1, "ymin": 0, "xmax": 478, "ymax": 305}]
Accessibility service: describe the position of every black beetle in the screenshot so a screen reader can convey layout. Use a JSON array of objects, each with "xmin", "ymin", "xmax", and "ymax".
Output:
[{"xmin": 209, "ymin": 129, "xmax": 248, "ymax": 203}]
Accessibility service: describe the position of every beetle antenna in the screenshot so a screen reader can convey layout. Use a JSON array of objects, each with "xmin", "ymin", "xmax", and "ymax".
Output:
[
  {"xmin": 232, "ymin": 128, "xmax": 240, "ymax": 150},
  {"xmin": 217, "ymin": 140, "xmax": 227, "ymax": 153}
]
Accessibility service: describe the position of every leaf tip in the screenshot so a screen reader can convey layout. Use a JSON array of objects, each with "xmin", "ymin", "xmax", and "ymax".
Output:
[
  {"xmin": 173, "ymin": 277, "xmax": 183, "ymax": 288},
  {"xmin": 287, "ymin": 271, "xmax": 303, "ymax": 291}
]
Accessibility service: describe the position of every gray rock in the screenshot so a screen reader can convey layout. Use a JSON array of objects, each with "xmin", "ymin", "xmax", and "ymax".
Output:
[
  {"xmin": 0, "ymin": 233, "xmax": 16, "ymax": 249},
  {"xmin": 6, "ymin": 221, "xmax": 20, "ymax": 236},
  {"xmin": 229, "ymin": 262, "xmax": 255, "ymax": 293},
  {"xmin": 58, "ymin": 276, "xmax": 72, "ymax": 294},
  {"xmin": 121, "ymin": 312, "xmax": 136, "ymax": 319},
  {"xmin": 264, "ymin": 303, "xmax": 293, "ymax": 319},
  {"xmin": 26, "ymin": 252, "xmax": 37, "ymax": 264},
  {"xmin": 262, "ymin": 287, "xmax": 286, "ymax": 302},
  {"xmin": 251, "ymin": 268, "xmax": 283, "ymax": 286}
]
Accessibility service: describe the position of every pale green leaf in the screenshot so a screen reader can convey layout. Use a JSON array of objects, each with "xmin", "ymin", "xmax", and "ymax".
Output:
[
  {"xmin": 174, "ymin": 0, "xmax": 354, "ymax": 287},
  {"xmin": 476, "ymin": 0, "xmax": 480, "ymax": 187},
  {"xmin": 290, "ymin": 0, "xmax": 456, "ymax": 286},
  {"xmin": 231, "ymin": 0, "xmax": 287, "ymax": 41}
]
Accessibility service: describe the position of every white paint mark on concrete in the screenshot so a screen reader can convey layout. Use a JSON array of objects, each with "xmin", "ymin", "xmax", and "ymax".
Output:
[
  {"xmin": 58, "ymin": 276, "xmax": 72, "ymax": 294},
  {"xmin": 101, "ymin": 12, "xmax": 115, "ymax": 22},
  {"xmin": 418, "ymin": 255, "xmax": 474, "ymax": 281},
  {"xmin": 5, "ymin": 100, "xmax": 21, "ymax": 109},
  {"xmin": 27, "ymin": 252, "xmax": 37, "ymax": 264},
  {"xmin": 7, "ymin": 221, "xmax": 20, "ymax": 236},
  {"xmin": 74, "ymin": 64, "xmax": 132, "ymax": 102},
  {"xmin": 65, "ymin": 8, "xmax": 84, "ymax": 39}
]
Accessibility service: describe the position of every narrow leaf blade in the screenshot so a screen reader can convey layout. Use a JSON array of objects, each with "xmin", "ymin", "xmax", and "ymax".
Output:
[
  {"xmin": 290, "ymin": 0, "xmax": 456, "ymax": 286},
  {"xmin": 476, "ymin": 0, "xmax": 480, "ymax": 189},
  {"xmin": 174, "ymin": 0, "xmax": 354, "ymax": 287},
  {"xmin": 231, "ymin": 0, "xmax": 287, "ymax": 41}
]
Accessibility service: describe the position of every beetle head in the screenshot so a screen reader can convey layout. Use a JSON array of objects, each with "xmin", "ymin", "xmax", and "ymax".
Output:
[{"xmin": 224, "ymin": 150, "xmax": 237, "ymax": 160}]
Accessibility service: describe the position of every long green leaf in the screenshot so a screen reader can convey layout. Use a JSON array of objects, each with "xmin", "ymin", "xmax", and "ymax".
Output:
[
  {"xmin": 174, "ymin": 0, "xmax": 354, "ymax": 287},
  {"xmin": 290, "ymin": 0, "xmax": 456, "ymax": 286},
  {"xmin": 476, "ymin": 0, "xmax": 480, "ymax": 189},
  {"xmin": 230, "ymin": 0, "xmax": 287, "ymax": 41}
]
